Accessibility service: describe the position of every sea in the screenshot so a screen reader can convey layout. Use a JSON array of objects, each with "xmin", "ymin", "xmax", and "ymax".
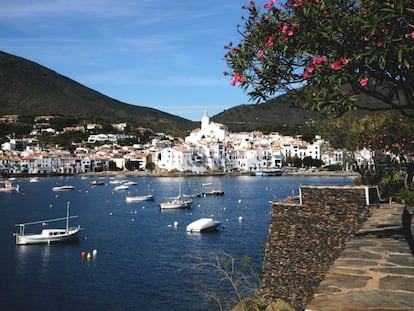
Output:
[{"xmin": 0, "ymin": 175, "xmax": 355, "ymax": 311}]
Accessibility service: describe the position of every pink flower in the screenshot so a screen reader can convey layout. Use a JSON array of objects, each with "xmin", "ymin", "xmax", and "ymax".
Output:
[
  {"xmin": 307, "ymin": 65, "xmax": 314, "ymax": 74},
  {"xmin": 282, "ymin": 25, "xmax": 288, "ymax": 34},
  {"xmin": 360, "ymin": 77, "xmax": 369, "ymax": 87},
  {"xmin": 257, "ymin": 50, "xmax": 264, "ymax": 57},
  {"xmin": 411, "ymin": 31, "xmax": 414, "ymax": 39},
  {"xmin": 264, "ymin": 36, "xmax": 275, "ymax": 47},
  {"xmin": 312, "ymin": 56, "xmax": 327, "ymax": 65},
  {"xmin": 331, "ymin": 58, "xmax": 348, "ymax": 70},
  {"xmin": 302, "ymin": 72, "xmax": 309, "ymax": 79},
  {"xmin": 331, "ymin": 61, "xmax": 341, "ymax": 70},
  {"xmin": 231, "ymin": 73, "xmax": 245, "ymax": 86},
  {"xmin": 264, "ymin": 0, "xmax": 276, "ymax": 9},
  {"xmin": 376, "ymin": 42, "xmax": 383, "ymax": 47}
]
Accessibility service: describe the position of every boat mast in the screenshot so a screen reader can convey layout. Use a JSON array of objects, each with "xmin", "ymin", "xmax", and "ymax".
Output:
[{"xmin": 66, "ymin": 201, "xmax": 70, "ymax": 232}]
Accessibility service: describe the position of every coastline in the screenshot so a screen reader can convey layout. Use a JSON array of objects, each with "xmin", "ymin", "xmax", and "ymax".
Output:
[
  {"xmin": 1, "ymin": 170, "xmax": 360, "ymax": 179},
  {"xmin": 80, "ymin": 170, "xmax": 360, "ymax": 178}
]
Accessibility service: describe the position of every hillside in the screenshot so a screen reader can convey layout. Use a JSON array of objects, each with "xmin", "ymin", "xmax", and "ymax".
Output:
[
  {"xmin": 212, "ymin": 93, "xmax": 323, "ymax": 132},
  {"xmin": 0, "ymin": 51, "xmax": 197, "ymax": 136}
]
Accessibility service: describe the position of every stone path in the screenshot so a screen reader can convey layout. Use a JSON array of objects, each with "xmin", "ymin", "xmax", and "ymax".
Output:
[{"xmin": 306, "ymin": 203, "xmax": 414, "ymax": 311}]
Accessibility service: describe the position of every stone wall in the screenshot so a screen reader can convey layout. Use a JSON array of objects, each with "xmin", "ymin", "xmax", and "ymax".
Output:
[{"xmin": 261, "ymin": 186, "xmax": 375, "ymax": 310}]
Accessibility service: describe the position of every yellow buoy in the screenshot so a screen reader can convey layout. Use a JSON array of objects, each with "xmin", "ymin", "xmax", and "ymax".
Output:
[{"xmin": 87, "ymin": 252, "xmax": 92, "ymax": 259}]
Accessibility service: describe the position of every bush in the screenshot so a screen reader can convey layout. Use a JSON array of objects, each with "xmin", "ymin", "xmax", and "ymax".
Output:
[
  {"xmin": 396, "ymin": 188, "xmax": 414, "ymax": 206},
  {"xmin": 377, "ymin": 171, "xmax": 405, "ymax": 199}
]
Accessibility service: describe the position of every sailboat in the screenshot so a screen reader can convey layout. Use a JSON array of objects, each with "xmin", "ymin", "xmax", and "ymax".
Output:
[
  {"xmin": 14, "ymin": 202, "xmax": 82, "ymax": 245},
  {"xmin": 201, "ymin": 182, "xmax": 224, "ymax": 196},
  {"xmin": 182, "ymin": 182, "xmax": 201, "ymax": 198},
  {"xmin": 126, "ymin": 185, "xmax": 155, "ymax": 202},
  {"xmin": 159, "ymin": 184, "xmax": 193, "ymax": 209}
]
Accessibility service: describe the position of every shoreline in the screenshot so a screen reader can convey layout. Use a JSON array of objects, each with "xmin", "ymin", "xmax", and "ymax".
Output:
[{"xmin": 1, "ymin": 170, "xmax": 359, "ymax": 179}]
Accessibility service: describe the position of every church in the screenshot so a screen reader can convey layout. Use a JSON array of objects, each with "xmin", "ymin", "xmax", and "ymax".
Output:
[{"xmin": 185, "ymin": 111, "xmax": 228, "ymax": 144}]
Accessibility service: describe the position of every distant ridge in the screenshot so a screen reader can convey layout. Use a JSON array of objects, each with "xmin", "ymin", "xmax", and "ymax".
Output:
[
  {"xmin": 0, "ymin": 50, "xmax": 197, "ymax": 135},
  {"xmin": 212, "ymin": 94, "xmax": 323, "ymax": 132}
]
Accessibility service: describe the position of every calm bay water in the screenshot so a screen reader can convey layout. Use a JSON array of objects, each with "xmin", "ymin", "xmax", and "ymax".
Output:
[{"xmin": 0, "ymin": 175, "xmax": 354, "ymax": 311}]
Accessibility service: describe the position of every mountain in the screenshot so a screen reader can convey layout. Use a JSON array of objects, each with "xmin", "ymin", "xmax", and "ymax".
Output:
[
  {"xmin": 0, "ymin": 51, "xmax": 197, "ymax": 136},
  {"xmin": 212, "ymin": 93, "xmax": 323, "ymax": 132},
  {"xmin": 0, "ymin": 50, "xmax": 324, "ymax": 136}
]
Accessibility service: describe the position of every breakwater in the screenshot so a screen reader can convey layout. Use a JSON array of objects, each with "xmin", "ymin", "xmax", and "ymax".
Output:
[{"xmin": 261, "ymin": 185, "xmax": 377, "ymax": 310}]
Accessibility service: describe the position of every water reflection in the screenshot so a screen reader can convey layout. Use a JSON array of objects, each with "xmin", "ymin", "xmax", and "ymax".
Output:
[{"xmin": 15, "ymin": 245, "xmax": 52, "ymax": 272}]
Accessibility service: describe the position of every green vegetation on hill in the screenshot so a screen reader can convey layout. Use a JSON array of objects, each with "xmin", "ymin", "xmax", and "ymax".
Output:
[
  {"xmin": 0, "ymin": 50, "xmax": 197, "ymax": 137},
  {"xmin": 212, "ymin": 93, "xmax": 323, "ymax": 134}
]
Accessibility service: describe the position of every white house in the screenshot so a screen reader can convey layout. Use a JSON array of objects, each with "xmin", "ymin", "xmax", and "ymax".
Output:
[{"xmin": 156, "ymin": 146, "xmax": 194, "ymax": 172}]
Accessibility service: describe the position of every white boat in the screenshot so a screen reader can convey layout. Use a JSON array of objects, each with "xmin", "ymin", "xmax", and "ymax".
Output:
[
  {"xmin": 0, "ymin": 180, "xmax": 19, "ymax": 192},
  {"xmin": 126, "ymin": 185, "xmax": 154, "ymax": 202},
  {"xmin": 14, "ymin": 202, "xmax": 82, "ymax": 245},
  {"xmin": 126, "ymin": 194, "xmax": 154, "ymax": 202},
  {"xmin": 89, "ymin": 180, "xmax": 105, "ymax": 186},
  {"xmin": 52, "ymin": 185, "xmax": 75, "ymax": 191},
  {"xmin": 252, "ymin": 169, "xmax": 283, "ymax": 176},
  {"xmin": 183, "ymin": 192, "xmax": 201, "ymax": 198},
  {"xmin": 159, "ymin": 197, "xmax": 193, "ymax": 209},
  {"xmin": 201, "ymin": 182, "xmax": 224, "ymax": 196},
  {"xmin": 183, "ymin": 182, "xmax": 201, "ymax": 197},
  {"xmin": 186, "ymin": 218, "xmax": 222, "ymax": 233},
  {"xmin": 202, "ymin": 189, "xmax": 225, "ymax": 196},
  {"xmin": 114, "ymin": 184, "xmax": 129, "ymax": 191},
  {"xmin": 159, "ymin": 184, "xmax": 193, "ymax": 209},
  {"xmin": 123, "ymin": 181, "xmax": 137, "ymax": 186},
  {"xmin": 29, "ymin": 177, "xmax": 39, "ymax": 183}
]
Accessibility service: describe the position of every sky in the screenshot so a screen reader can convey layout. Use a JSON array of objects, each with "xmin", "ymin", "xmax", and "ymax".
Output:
[{"xmin": 0, "ymin": 0, "xmax": 260, "ymax": 122}]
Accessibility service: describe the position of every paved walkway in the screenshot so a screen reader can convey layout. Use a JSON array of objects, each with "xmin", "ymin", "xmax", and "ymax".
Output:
[{"xmin": 306, "ymin": 203, "xmax": 414, "ymax": 311}]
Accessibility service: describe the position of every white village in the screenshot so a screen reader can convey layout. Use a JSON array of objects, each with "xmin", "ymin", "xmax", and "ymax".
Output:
[{"xmin": 0, "ymin": 111, "xmax": 372, "ymax": 175}]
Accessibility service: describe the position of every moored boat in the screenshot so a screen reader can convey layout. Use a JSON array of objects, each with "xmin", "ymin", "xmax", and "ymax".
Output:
[
  {"xmin": 114, "ymin": 184, "xmax": 129, "ymax": 191},
  {"xmin": 52, "ymin": 185, "xmax": 75, "ymax": 191},
  {"xmin": 14, "ymin": 202, "xmax": 82, "ymax": 245},
  {"xmin": 201, "ymin": 182, "xmax": 224, "ymax": 196},
  {"xmin": 202, "ymin": 189, "xmax": 224, "ymax": 196},
  {"xmin": 159, "ymin": 197, "xmax": 192, "ymax": 209},
  {"xmin": 186, "ymin": 218, "xmax": 222, "ymax": 233},
  {"xmin": 252, "ymin": 169, "xmax": 283, "ymax": 176},
  {"xmin": 126, "ymin": 194, "xmax": 154, "ymax": 202},
  {"xmin": 0, "ymin": 180, "xmax": 19, "ymax": 192},
  {"xmin": 89, "ymin": 180, "xmax": 105, "ymax": 186},
  {"xmin": 159, "ymin": 183, "xmax": 193, "ymax": 209}
]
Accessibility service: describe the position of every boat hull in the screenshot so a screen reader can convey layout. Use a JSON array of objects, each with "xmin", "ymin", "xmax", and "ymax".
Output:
[
  {"xmin": 159, "ymin": 199, "xmax": 192, "ymax": 209},
  {"xmin": 252, "ymin": 170, "xmax": 283, "ymax": 177},
  {"xmin": 186, "ymin": 218, "xmax": 221, "ymax": 233},
  {"xmin": 126, "ymin": 194, "xmax": 154, "ymax": 202},
  {"xmin": 52, "ymin": 186, "xmax": 75, "ymax": 191},
  {"xmin": 202, "ymin": 190, "xmax": 224, "ymax": 196},
  {"xmin": 15, "ymin": 227, "xmax": 81, "ymax": 245},
  {"xmin": 0, "ymin": 181, "xmax": 19, "ymax": 192}
]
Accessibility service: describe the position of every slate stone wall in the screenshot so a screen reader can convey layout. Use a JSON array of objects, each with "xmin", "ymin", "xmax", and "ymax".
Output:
[{"xmin": 261, "ymin": 186, "xmax": 373, "ymax": 310}]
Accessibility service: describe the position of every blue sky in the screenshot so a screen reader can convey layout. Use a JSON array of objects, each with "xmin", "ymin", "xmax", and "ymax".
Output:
[{"xmin": 0, "ymin": 0, "xmax": 259, "ymax": 121}]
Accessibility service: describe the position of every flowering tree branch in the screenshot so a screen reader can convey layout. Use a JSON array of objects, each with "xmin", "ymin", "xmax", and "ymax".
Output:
[{"xmin": 224, "ymin": 0, "xmax": 414, "ymax": 118}]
